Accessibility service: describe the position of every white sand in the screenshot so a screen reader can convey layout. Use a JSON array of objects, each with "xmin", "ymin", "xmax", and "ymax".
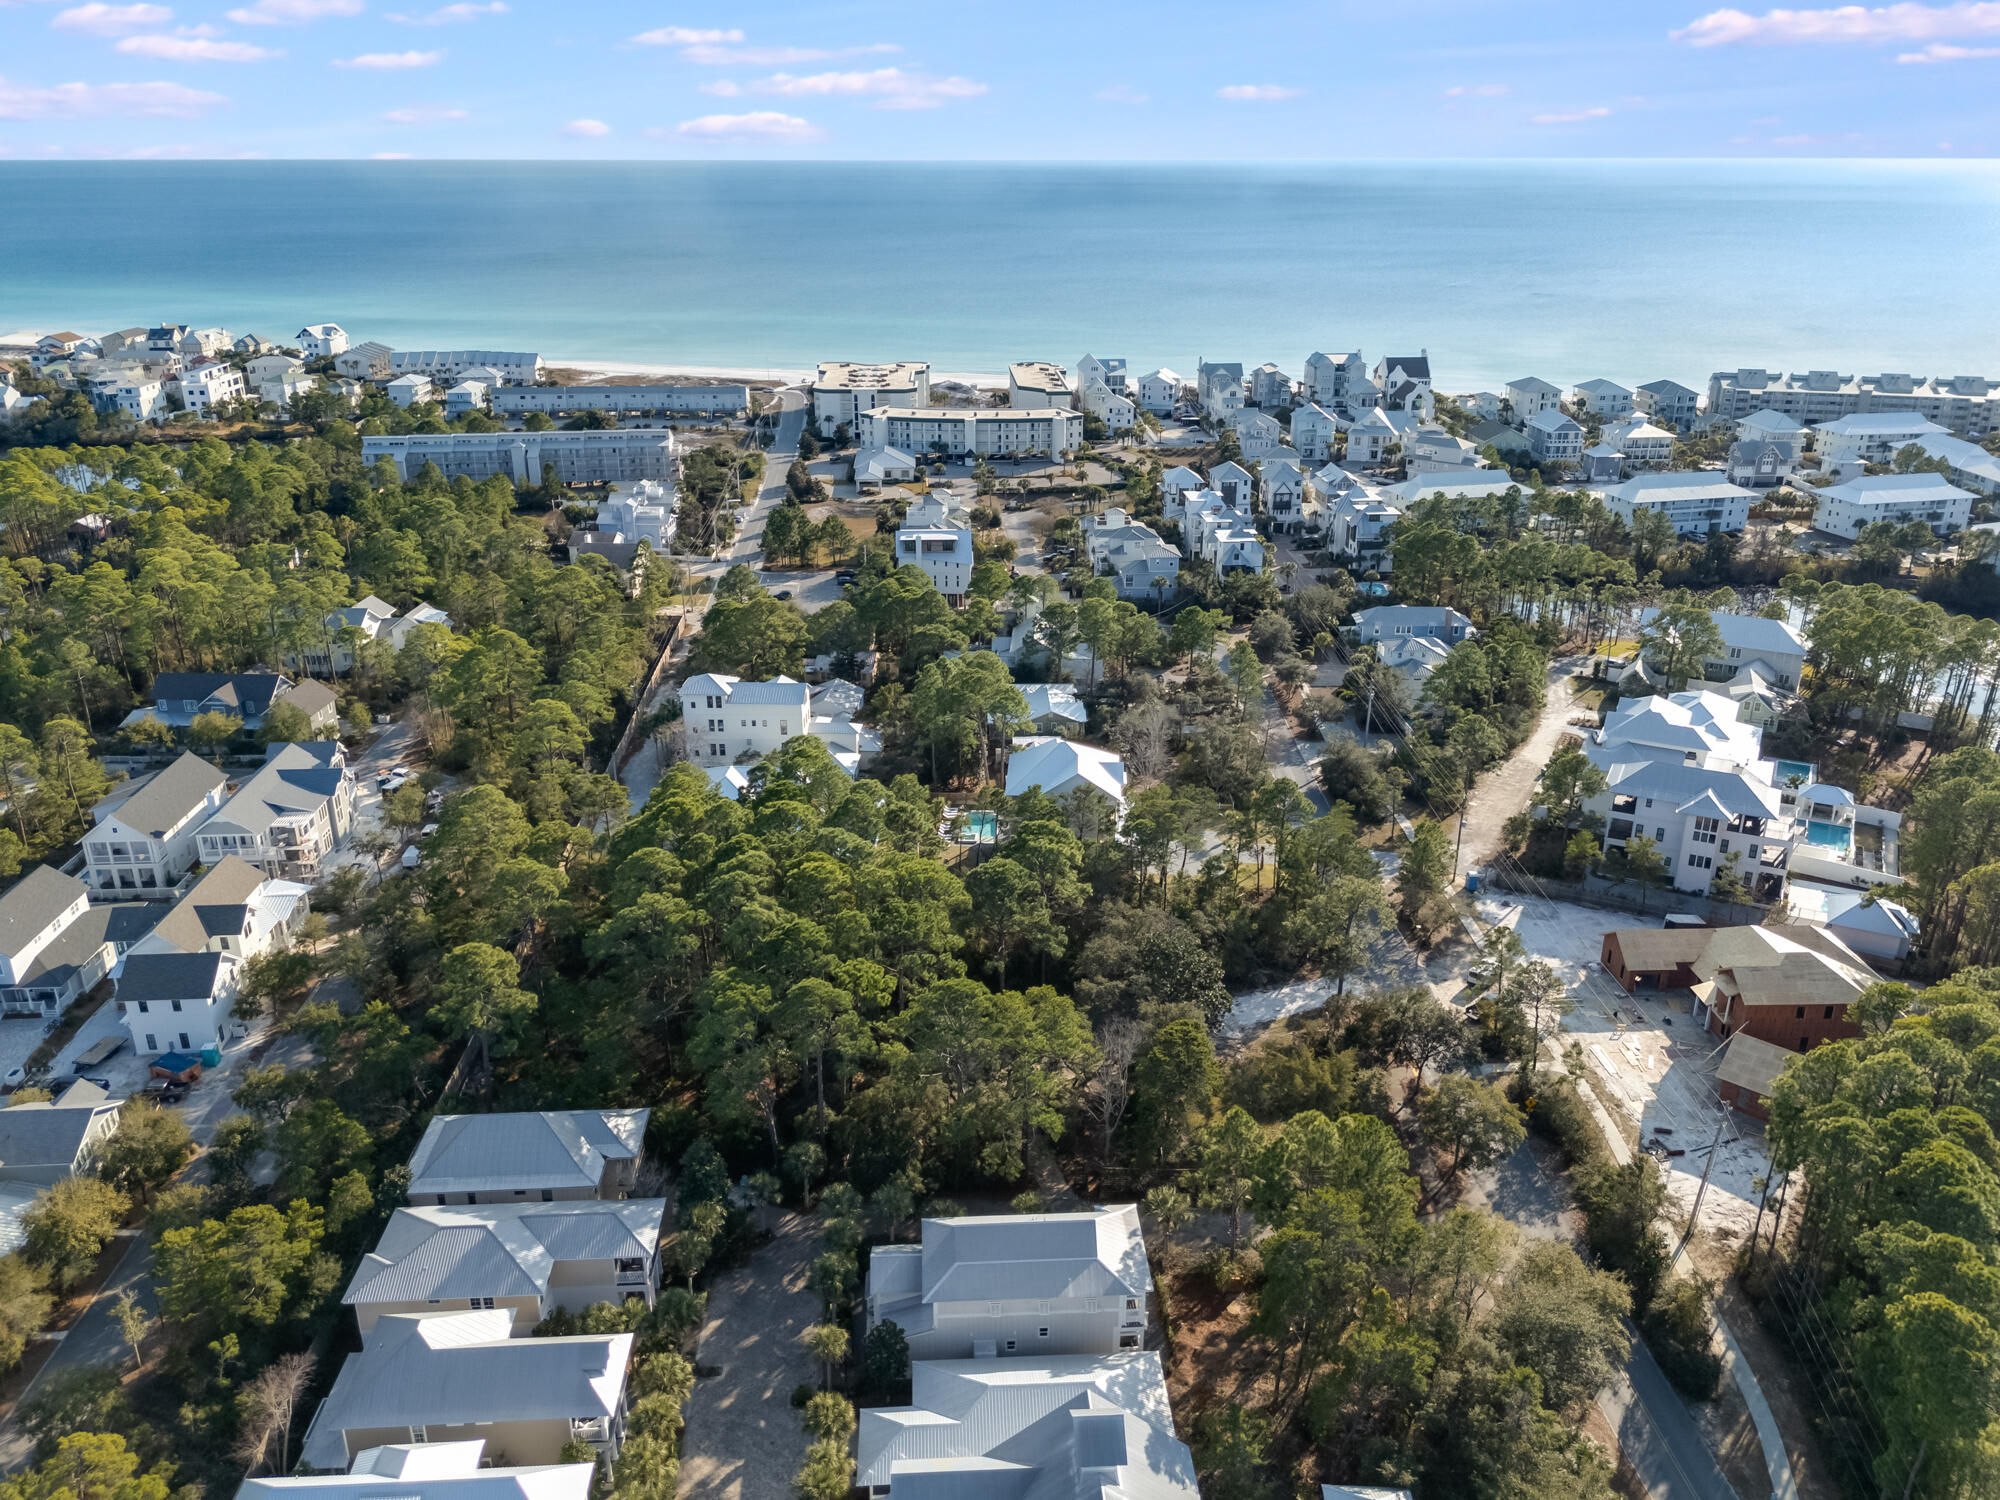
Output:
[{"xmin": 551, "ymin": 355, "xmax": 1008, "ymax": 390}]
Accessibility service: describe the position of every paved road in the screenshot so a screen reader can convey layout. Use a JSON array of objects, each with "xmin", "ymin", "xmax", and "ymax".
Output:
[
  {"xmin": 723, "ymin": 390, "xmax": 806, "ymax": 573},
  {"xmin": 679, "ymin": 1207, "xmax": 820, "ymax": 1500},
  {"xmin": 1465, "ymin": 1117, "xmax": 1738, "ymax": 1500},
  {"xmin": 1454, "ymin": 656, "xmax": 1586, "ymax": 879}
]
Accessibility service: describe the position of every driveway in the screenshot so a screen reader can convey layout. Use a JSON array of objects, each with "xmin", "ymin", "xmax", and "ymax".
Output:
[
  {"xmin": 1455, "ymin": 657, "xmax": 1586, "ymax": 879},
  {"xmin": 679, "ymin": 1207, "xmax": 821, "ymax": 1500},
  {"xmin": 726, "ymin": 390, "xmax": 806, "ymax": 572}
]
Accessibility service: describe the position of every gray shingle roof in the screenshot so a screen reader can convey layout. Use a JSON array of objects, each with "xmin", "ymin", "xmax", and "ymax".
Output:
[
  {"xmin": 205, "ymin": 752, "xmax": 345, "ymax": 837},
  {"xmin": 0, "ymin": 867, "xmax": 86, "ymax": 960},
  {"xmin": 117, "ymin": 950, "xmax": 228, "ymax": 1005},
  {"xmin": 92, "ymin": 751, "xmax": 226, "ymax": 837},
  {"xmin": 0, "ymin": 1094, "xmax": 120, "ymax": 1174},
  {"xmin": 405, "ymin": 1109, "xmax": 649, "ymax": 1198},
  {"xmin": 144, "ymin": 855, "xmax": 265, "ymax": 954},
  {"xmin": 149, "ymin": 673, "xmax": 292, "ymax": 717}
]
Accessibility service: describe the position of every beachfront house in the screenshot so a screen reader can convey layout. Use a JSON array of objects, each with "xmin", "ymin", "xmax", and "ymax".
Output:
[
  {"xmin": 297, "ymin": 324, "xmax": 348, "ymax": 359},
  {"xmin": 1304, "ymin": 351, "xmax": 1367, "ymax": 413},
  {"xmin": 1136, "ymin": 369, "xmax": 1184, "ymax": 414},
  {"xmin": 1635, "ymin": 379, "xmax": 1700, "ymax": 430},
  {"xmin": 1372, "ymin": 354, "xmax": 1434, "ymax": 416},
  {"xmin": 1572, "ymin": 379, "xmax": 1634, "ymax": 418},
  {"xmin": 1505, "ymin": 376, "xmax": 1561, "ymax": 420}
]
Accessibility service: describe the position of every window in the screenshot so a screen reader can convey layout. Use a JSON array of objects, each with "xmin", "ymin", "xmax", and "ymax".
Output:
[
  {"xmin": 144, "ymin": 1033, "xmax": 156, "ymax": 1051},
  {"xmin": 1801, "ymin": 1036, "xmax": 1810, "ymax": 1051},
  {"xmin": 178, "ymin": 1032, "xmax": 191, "ymax": 1049},
  {"xmin": 171, "ymin": 1000, "xmax": 183, "ymax": 1012},
  {"xmin": 470, "ymin": 1296, "xmax": 495, "ymax": 1309},
  {"xmin": 1823, "ymin": 1005, "xmax": 1835, "ymax": 1019},
  {"xmin": 1004, "ymin": 1339, "xmax": 1017, "ymax": 1351},
  {"xmin": 1692, "ymin": 816, "xmax": 1719, "ymax": 845},
  {"xmin": 1038, "ymin": 1327, "xmax": 1050, "ymax": 1338}
]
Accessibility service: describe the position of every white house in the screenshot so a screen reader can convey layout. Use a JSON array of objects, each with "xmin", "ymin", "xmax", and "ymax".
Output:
[
  {"xmin": 1372, "ymin": 354, "xmax": 1434, "ymax": 417},
  {"xmin": 125, "ymin": 855, "xmax": 309, "ymax": 969},
  {"xmin": 1812, "ymin": 473, "xmax": 1974, "ymax": 540},
  {"xmin": 85, "ymin": 750, "xmax": 228, "ymax": 897},
  {"xmin": 1005, "ymin": 738, "xmax": 1127, "ymax": 813},
  {"xmin": 1735, "ymin": 409, "xmax": 1807, "ymax": 445},
  {"xmin": 385, "ymin": 374, "xmax": 434, "ymax": 409},
  {"xmin": 1912, "ymin": 433, "xmax": 2000, "ymax": 496},
  {"xmin": 1136, "ymin": 369, "xmax": 1184, "ymax": 414},
  {"xmin": 175, "ymin": 360, "xmax": 246, "ymax": 416},
  {"xmin": 894, "ymin": 492, "xmax": 975, "ymax": 604},
  {"xmin": 1208, "ymin": 460, "xmax": 1256, "ymax": 509},
  {"xmin": 406, "ymin": 1109, "xmax": 649, "ymax": 1205},
  {"xmin": 1634, "ymin": 607, "xmax": 1807, "ymax": 689},
  {"xmin": 1727, "ymin": 439, "xmax": 1799, "ymax": 490},
  {"xmin": 1082, "ymin": 509, "xmax": 1180, "ymax": 602},
  {"xmin": 1196, "ymin": 360, "xmax": 1244, "ymax": 418},
  {"xmin": 1323, "ymin": 487, "xmax": 1401, "ymax": 571},
  {"xmin": 680, "ymin": 675, "xmax": 875, "ymax": 773},
  {"xmin": 1457, "ymin": 391, "xmax": 1503, "ymax": 421},
  {"xmin": 298, "ymin": 596, "xmax": 456, "ymax": 674},
  {"xmin": 1291, "ymin": 402, "xmax": 1339, "ymax": 461},
  {"xmin": 1008, "ymin": 362, "xmax": 1071, "ymax": 409},
  {"xmin": 178, "ymin": 328, "xmax": 231, "ymax": 360},
  {"xmin": 864, "ymin": 1205, "xmax": 1150, "ymax": 1360},
  {"xmin": 1159, "ymin": 465, "xmax": 1206, "ymax": 507},
  {"xmin": 812, "ymin": 361, "xmax": 931, "ymax": 438},
  {"xmin": 1404, "ymin": 429, "xmax": 1488, "ymax": 475},
  {"xmin": 1346, "ymin": 408, "xmax": 1413, "ymax": 466},
  {"xmin": 1600, "ymin": 417, "xmax": 1676, "ymax": 468},
  {"xmin": 117, "ymin": 947, "xmax": 241, "ymax": 1057},
  {"xmin": 854, "ymin": 446, "xmax": 919, "ymax": 490},
  {"xmin": 0, "ymin": 868, "xmax": 114, "ymax": 1018},
  {"xmin": 1635, "ymin": 379, "xmax": 1701, "ymax": 430},
  {"xmin": 857, "ymin": 1354, "xmax": 1197, "ymax": 1500},
  {"xmin": 1505, "ymin": 376, "xmax": 1562, "ymax": 420},
  {"xmin": 1525, "ymin": 408, "xmax": 1584, "ymax": 465},
  {"xmin": 1348, "ymin": 605, "xmax": 1475, "ymax": 649},
  {"xmin": 1813, "ymin": 412, "xmax": 1953, "ymax": 469},
  {"xmin": 1572, "ymin": 379, "xmax": 1634, "ymax": 417},
  {"xmin": 1079, "ymin": 378, "xmax": 1135, "ymax": 431},
  {"xmin": 193, "ymin": 742, "xmax": 357, "ymax": 883},
  {"xmin": 247, "ymin": 353, "xmax": 304, "ymax": 397},
  {"xmin": 594, "ymin": 483, "xmax": 676, "ymax": 547},
  {"xmin": 1075, "ymin": 355, "xmax": 1128, "ymax": 396},
  {"xmin": 443, "ymin": 380, "xmax": 489, "ymax": 417},
  {"xmin": 1249, "ymin": 363, "xmax": 1294, "ymax": 409},
  {"xmin": 1228, "ymin": 408, "xmax": 1285, "ymax": 459},
  {"xmin": 1606, "ymin": 473, "xmax": 1754, "ymax": 535},
  {"xmin": 297, "ymin": 324, "xmax": 349, "ymax": 359},
  {"xmin": 1304, "ymin": 351, "xmax": 1368, "ymax": 413},
  {"xmin": 1260, "ymin": 452, "xmax": 1310, "ymax": 533}
]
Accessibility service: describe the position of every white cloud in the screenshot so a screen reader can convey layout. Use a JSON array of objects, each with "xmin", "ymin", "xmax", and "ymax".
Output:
[
  {"xmin": 1094, "ymin": 84, "xmax": 1149, "ymax": 103},
  {"xmin": 381, "ymin": 103, "xmax": 464, "ymax": 120},
  {"xmin": 1443, "ymin": 82, "xmax": 1510, "ymax": 96},
  {"xmin": 1897, "ymin": 38, "xmax": 2000, "ymax": 53},
  {"xmin": 227, "ymin": 0, "xmax": 362, "ymax": 23},
  {"xmin": 631, "ymin": 25, "xmax": 742, "ymax": 45},
  {"xmin": 1215, "ymin": 83, "xmax": 1301, "ymax": 100},
  {"xmin": 0, "ymin": 74, "xmax": 228, "ymax": 116},
  {"xmin": 675, "ymin": 109, "xmax": 821, "ymax": 141},
  {"xmin": 698, "ymin": 78, "xmax": 740, "ymax": 95},
  {"xmin": 680, "ymin": 42, "xmax": 897, "ymax": 65},
  {"xmin": 561, "ymin": 116, "xmax": 609, "ymax": 136},
  {"xmin": 51, "ymin": 3, "xmax": 172, "ymax": 35},
  {"xmin": 1674, "ymin": 3, "xmax": 2000, "ymax": 45},
  {"xmin": 116, "ymin": 34, "xmax": 278, "ymax": 59},
  {"xmin": 387, "ymin": 1, "xmax": 504, "ymax": 20},
  {"xmin": 750, "ymin": 67, "xmax": 984, "ymax": 109},
  {"xmin": 1532, "ymin": 105, "xmax": 1612, "ymax": 122},
  {"xmin": 333, "ymin": 49, "xmax": 442, "ymax": 66}
]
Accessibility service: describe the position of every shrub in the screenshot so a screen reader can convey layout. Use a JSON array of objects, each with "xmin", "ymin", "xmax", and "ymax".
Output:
[{"xmin": 1643, "ymin": 1277, "xmax": 1725, "ymax": 1400}]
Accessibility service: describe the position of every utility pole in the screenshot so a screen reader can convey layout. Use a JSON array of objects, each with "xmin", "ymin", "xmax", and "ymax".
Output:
[{"xmin": 1672, "ymin": 1108, "xmax": 1731, "ymax": 1266}]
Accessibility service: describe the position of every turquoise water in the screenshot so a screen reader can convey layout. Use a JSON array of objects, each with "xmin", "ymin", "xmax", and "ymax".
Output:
[
  {"xmin": 1770, "ymin": 759, "xmax": 1816, "ymax": 785},
  {"xmin": 1804, "ymin": 820, "xmax": 1854, "ymax": 850},
  {"xmin": 964, "ymin": 811, "xmax": 999, "ymax": 844},
  {"xmin": 4, "ymin": 161, "xmax": 1999, "ymax": 387}
]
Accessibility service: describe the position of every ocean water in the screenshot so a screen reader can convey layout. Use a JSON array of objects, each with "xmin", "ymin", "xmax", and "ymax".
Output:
[{"xmin": 3, "ymin": 159, "xmax": 1998, "ymax": 389}]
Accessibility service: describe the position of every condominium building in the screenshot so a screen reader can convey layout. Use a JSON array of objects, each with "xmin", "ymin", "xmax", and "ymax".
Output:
[
  {"xmin": 1008, "ymin": 361, "xmax": 1071, "ymax": 408},
  {"xmin": 1812, "ymin": 412, "xmax": 1952, "ymax": 469},
  {"xmin": 1707, "ymin": 368, "xmax": 2000, "ymax": 437},
  {"xmin": 1605, "ymin": 473, "xmax": 1754, "ymax": 535},
  {"xmin": 855, "ymin": 406, "xmax": 1083, "ymax": 459},
  {"xmin": 811, "ymin": 361, "xmax": 931, "ymax": 437},
  {"xmin": 389, "ymin": 350, "xmax": 544, "ymax": 385},
  {"xmin": 361, "ymin": 430, "xmax": 678, "ymax": 485},
  {"xmin": 1812, "ymin": 473, "xmax": 1974, "ymax": 540},
  {"xmin": 491, "ymin": 384, "xmax": 748, "ymax": 417}
]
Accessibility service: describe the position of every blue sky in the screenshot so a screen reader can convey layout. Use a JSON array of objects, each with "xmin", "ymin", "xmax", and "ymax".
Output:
[{"xmin": 0, "ymin": 0, "xmax": 1995, "ymax": 159}]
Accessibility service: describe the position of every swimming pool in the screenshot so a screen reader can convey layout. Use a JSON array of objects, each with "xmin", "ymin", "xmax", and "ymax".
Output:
[
  {"xmin": 1804, "ymin": 820, "xmax": 1853, "ymax": 851},
  {"xmin": 1770, "ymin": 759, "xmax": 1815, "ymax": 787},
  {"xmin": 964, "ymin": 811, "xmax": 999, "ymax": 844}
]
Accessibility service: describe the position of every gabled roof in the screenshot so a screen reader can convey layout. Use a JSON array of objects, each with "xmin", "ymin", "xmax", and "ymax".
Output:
[
  {"xmin": 1575, "ymin": 378, "xmax": 1631, "ymax": 398},
  {"xmin": 345, "ymin": 1198, "xmax": 666, "ymax": 1307},
  {"xmin": 1525, "ymin": 407, "xmax": 1581, "ymax": 433},
  {"xmin": 1638, "ymin": 378, "xmax": 1697, "ymax": 398},
  {"xmin": 0, "ymin": 1091, "xmax": 121, "ymax": 1173},
  {"xmin": 1693, "ymin": 925, "xmax": 1873, "ymax": 1009},
  {"xmin": 1021, "ymin": 684, "xmax": 1086, "ymax": 725},
  {"xmin": 299, "ymin": 1312, "xmax": 633, "ymax": 1471},
  {"xmin": 726, "ymin": 676, "xmax": 811, "ymax": 706},
  {"xmin": 1636, "ymin": 607, "xmax": 1804, "ymax": 658},
  {"xmin": 150, "ymin": 672, "xmax": 292, "ymax": 716},
  {"xmin": 117, "ymin": 950, "xmax": 229, "ymax": 1005},
  {"xmin": 1593, "ymin": 757, "xmax": 1782, "ymax": 821},
  {"xmin": 1508, "ymin": 375, "xmax": 1560, "ymax": 395},
  {"xmin": 93, "ymin": 750, "xmax": 226, "ymax": 836},
  {"xmin": 206, "ymin": 752, "xmax": 346, "ymax": 837},
  {"xmin": 143, "ymin": 855, "xmax": 266, "ymax": 954},
  {"xmin": 857, "ymin": 1353, "xmax": 1195, "ymax": 1500},
  {"xmin": 1006, "ymin": 739, "xmax": 1127, "ymax": 804},
  {"xmin": 0, "ymin": 867, "xmax": 85, "ymax": 958},
  {"xmin": 405, "ymin": 1109, "xmax": 649, "ymax": 1198},
  {"xmin": 1737, "ymin": 408, "xmax": 1806, "ymax": 434}
]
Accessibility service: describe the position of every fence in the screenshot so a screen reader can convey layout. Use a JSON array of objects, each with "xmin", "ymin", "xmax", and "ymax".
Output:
[
  {"xmin": 1482, "ymin": 862, "xmax": 1771, "ymax": 928},
  {"xmin": 609, "ymin": 612, "xmax": 690, "ymax": 781}
]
